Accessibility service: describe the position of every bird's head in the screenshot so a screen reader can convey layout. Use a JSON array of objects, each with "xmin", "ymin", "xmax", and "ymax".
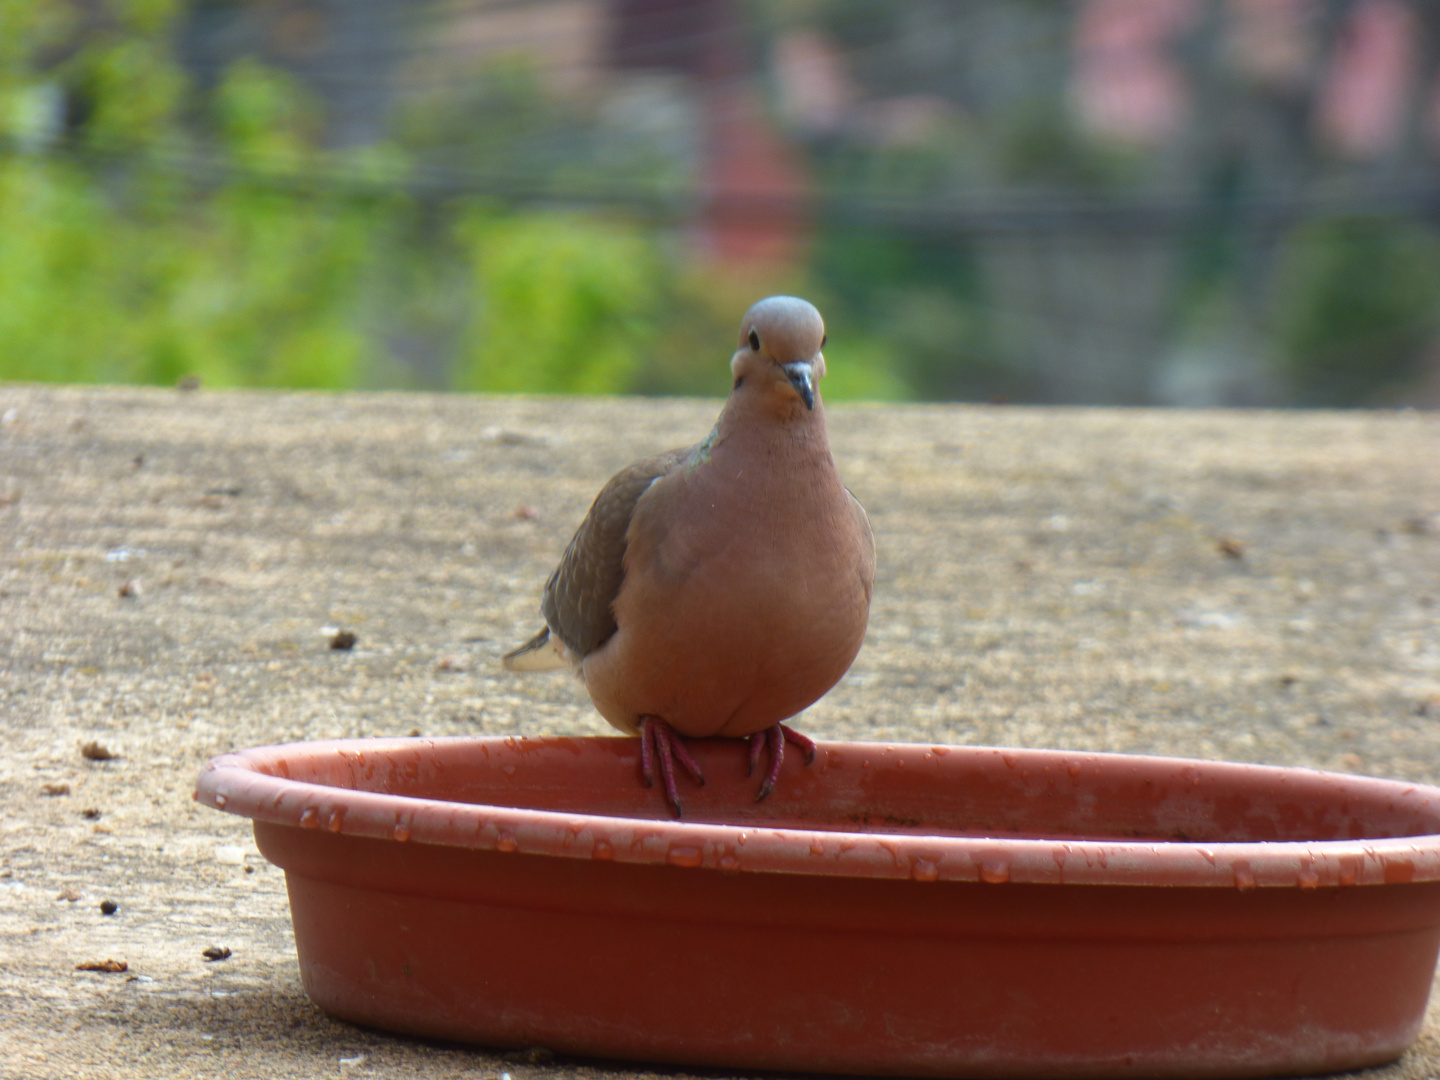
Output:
[{"xmin": 730, "ymin": 296, "xmax": 827, "ymax": 416}]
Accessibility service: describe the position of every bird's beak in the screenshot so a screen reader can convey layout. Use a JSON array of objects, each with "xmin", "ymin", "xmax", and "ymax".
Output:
[{"xmin": 782, "ymin": 361, "xmax": 816, "ymax": 410}]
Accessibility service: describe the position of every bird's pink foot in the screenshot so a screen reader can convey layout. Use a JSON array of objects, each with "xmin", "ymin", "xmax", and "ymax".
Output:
[
  {"xmin": 638, "ymin": 716, "xmax": 705, "ymax": 817},
  {"xmin": 748, "ymin": 722, "xmax": 817, "ymax": 802}
]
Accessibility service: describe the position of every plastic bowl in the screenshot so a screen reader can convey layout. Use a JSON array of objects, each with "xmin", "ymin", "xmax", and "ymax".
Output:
[{"xmin": 196, "ymin": 736, "xmax": 1440, "ymax": 1078}]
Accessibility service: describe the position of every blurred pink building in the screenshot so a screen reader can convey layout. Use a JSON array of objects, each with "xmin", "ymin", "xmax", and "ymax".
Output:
[
  {"xmin": 1073, "ymin": 0, "xmax": 1429, "ymax": 158},
  {"xmin": 424, "ymin": 0, "xmax": 812, "ymax": 269}
]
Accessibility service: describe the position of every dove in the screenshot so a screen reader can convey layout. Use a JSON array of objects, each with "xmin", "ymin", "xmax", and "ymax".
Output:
[{"xmin": 503, "ymin": 296, "xmax": 875, "ymax": 815}]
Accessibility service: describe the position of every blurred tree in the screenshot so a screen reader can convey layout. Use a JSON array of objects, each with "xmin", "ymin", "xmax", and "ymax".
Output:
[
  {"xmin": 0, "ymin": 157, "xmax": 121, "ymax": 383},
  {"xmin": 455, "ymin": 211, "xmax": 661, "ymax": 394},
  {"xmin": 70, "ymin": 4, "xmax": 187, "ymax": 151},
  {"xmin": 1273, "ymin": 217, "xmax": 1440, "ymax": 405},
  {"xmin": 0, "ymin": 3, "xmax": 392, "ymax": 390},
  {"xmin": 394, "ymin": 57, "xmax": 579, "ymax": 188},
  {"xmin": 811, "ymin": 231, "xmax": 985, "ymax": 400},
  {"xmin": 7, "ymin": 0, "xmax": 1440, "ymax": 406}
]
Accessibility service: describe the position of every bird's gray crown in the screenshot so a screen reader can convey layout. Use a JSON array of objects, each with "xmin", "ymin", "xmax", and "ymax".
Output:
[{"xmin": 738, "ymin": 296, "xmax": 826, "ymax": 364}]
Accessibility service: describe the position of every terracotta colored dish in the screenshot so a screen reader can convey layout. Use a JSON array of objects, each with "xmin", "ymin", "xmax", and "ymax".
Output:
[{"xmin": 197, "ymin": 736, "xmax": 1440, "ymax": 1078}]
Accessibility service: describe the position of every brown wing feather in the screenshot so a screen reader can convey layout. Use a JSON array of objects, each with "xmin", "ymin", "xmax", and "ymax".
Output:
[{"xmin": 541, "ymin": 446, "xmax": 693, "ymax": 659}]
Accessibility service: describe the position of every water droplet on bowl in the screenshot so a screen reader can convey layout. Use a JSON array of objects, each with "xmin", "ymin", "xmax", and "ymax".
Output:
[
  {"xmin": 393, "ymin": 822, "xmax": 411, "ymax": 842},
  {"xmin": 213, "ymin": 793, "xmax": 227, "ymax": 808},
  {"xmin": 1384, "ymin": 858, "xmax": 1415, "ymax": 884},
  {"xmin": 496, "ymin": 831, "xmax": 518, "ymax": 853},
  {"xmin": 299, "ymin": 807, "xmax": 319, "ymax": 829},
  {"xmin": 1066, "ymin": 762, "xmax": 1081, "ymax": 777},
  {"xmin": 327, "ymin": 808, "xmax": 345, "ymax": 833},
  {"xmin": 980, "ymin": 859, "xmax": 1010, "ymax": 884},
  {"xmin": 1297, "ymin": 867, "xmax": 1319, "ymax": 889},
  {"xmin": 667, "ymin": 845, "xmax": 703, "ymax": 868},
  {"xmin": 912, "ymin": 859, "xmax": 938, "ymax": 882},
  {"xmin": 591, "ymin": 839, "xmax": 614, "ymax": 861},
  {"xmin": 1233, "ymin": 862, "xmax": 1256, "ymax": 891},
  {"xmin": 718, "ymin": 854, "xmax": 740, "ymax": 872}
]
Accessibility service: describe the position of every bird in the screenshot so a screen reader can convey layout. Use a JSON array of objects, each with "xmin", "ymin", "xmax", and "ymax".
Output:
[{"xmin": 502, "ymin": 296, "xmax": 875, "ymax": 815}]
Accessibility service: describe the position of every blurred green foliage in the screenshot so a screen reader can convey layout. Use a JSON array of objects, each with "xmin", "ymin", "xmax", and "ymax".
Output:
[
  {"xmin": 1273, "ymin": 218, "xmax": 1440, "ymax": 406},
  {"xmin": 0, "ymin": 6, "xmax": 384, "ymax": 391},
  {"xmin": 0, "ymin": 2, "xmax": 897, "ymax": 401},
  {"xmin": 811, "ymin": 231, "xmax": 997, "ymax": 401},
  {"xmin": 0, "ymin": 3, "xmax": 909, "ymax": 402},
  {"xmin": 456, "ymin": 212, "xmax": 660, "ymax": 394},
  {"xmin": 3, "ymin": 0, "xmax": 1438, "ymax": 406}
]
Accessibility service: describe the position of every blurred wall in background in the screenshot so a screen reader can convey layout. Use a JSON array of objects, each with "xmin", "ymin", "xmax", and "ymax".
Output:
[{"xmin": 3, "ymin": 0, "xmax": 1439, "ymax": 406}]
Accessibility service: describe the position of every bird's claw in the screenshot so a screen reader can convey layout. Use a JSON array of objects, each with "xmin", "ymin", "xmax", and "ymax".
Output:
[
  {"xmin": 639, "ymin": 717, "xmax": 704, "ymax": 818},
  {"xmin": 751, "ymin": 722, "xmax": 817, "ymax": 802}
]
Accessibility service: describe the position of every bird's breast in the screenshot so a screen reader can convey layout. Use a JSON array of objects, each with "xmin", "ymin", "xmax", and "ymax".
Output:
[{"xmin": 586, "ymin": 449, "xmax": 872, "ymax": 738}]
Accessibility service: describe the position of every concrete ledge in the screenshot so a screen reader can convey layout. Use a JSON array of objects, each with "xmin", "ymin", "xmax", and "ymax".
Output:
[{"xmin": 2, "ymin": 385, "xmax": 1438, "ymax": 1078}]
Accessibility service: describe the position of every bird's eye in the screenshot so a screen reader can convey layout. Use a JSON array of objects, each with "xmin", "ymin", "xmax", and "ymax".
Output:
[
  {"xmin": 748, "ymin": 328, "xmax": 760, "ymax": 351},
  {"xmin": 733, "ymin": 376, "xmax": 744, "ymax": 390},
  {"xmin": 820, "ymin": 333, "xmax": 826, "ymax": 348}
]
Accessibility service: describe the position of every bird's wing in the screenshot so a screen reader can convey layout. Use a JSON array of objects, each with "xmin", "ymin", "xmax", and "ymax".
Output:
[
  {"xmin": 500, "ymin": 626, "xmax": 571, "ymax": 672},
  {"xmin": 540, "ymin": 446, "xmax": 694, "ymax": 659}
]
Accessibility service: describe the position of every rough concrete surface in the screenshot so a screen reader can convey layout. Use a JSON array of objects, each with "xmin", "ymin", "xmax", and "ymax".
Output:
[{"xmin": 1, "ymin": 384, "xmax": 1438, "ymax": 1080}]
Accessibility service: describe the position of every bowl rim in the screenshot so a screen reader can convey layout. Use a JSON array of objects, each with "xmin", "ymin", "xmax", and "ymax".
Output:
[{"xmin": 197, "ymin": 735, "xmax": 1440, "ymax": 889}]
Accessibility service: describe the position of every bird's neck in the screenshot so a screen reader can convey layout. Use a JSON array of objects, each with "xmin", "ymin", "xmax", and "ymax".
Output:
[{"xmin": 709, "ymin": 392, "xmax": 832, "ymax": 467}]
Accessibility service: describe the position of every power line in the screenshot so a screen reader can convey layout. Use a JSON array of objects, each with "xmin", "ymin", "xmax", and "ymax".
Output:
[
  {"xmin": 7, "ymin": 133, "xmax": 1438, "ymax": 239},
  {"xmin": 172, "ymin": 2, "xmax": 1072, "ymax": 101}
]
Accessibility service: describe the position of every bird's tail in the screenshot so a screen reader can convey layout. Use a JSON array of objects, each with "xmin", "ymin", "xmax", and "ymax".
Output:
[{"xmin": 501, "ymin": 627, "xmax": 571, "ymax": 672}]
